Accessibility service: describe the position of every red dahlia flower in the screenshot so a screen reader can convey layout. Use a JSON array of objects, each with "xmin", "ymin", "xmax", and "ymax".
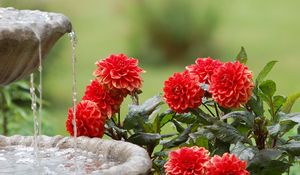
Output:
[
  {"xmin": 94, "ymin": 53, "xmax": 145, "ymax": 93},
  {"xmin": 204, "ymin": 153, "xmax": 249, "ymax": 175},
  {"xmin": 163, "ymin": 71, "xmax": 204, "ymax": 113},
  {"xmin": 83, "ymin": 80, "xmax": 123, "ymax": 118},
  {"xmin": 209, "ymin": 61, "xmax": 254, "ymax": 108},
  {"xmin": 164, "ymin": 147, "xmax": 210, "ymax": 175},
  {"xmin": 186, "ymin": 57, "xmax": 223, "ymax": 84},
  {"xmin": 66, "ymin": 100, "xmax": 106, "ymax": 138}
]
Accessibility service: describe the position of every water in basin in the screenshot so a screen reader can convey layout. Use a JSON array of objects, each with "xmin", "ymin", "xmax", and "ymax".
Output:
[{"xmin": 0, "ymin": 145, "xmax": 120, "ymax": 175}]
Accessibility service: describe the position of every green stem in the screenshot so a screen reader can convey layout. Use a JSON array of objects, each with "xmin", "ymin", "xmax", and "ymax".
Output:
[
  {"xmin": 117, "ymin": 111, "xmax": 121, "ymax": 127},
  {"xmin": 202, "ymin": 103, "xmax": 215, "ymax": 117},
  {"xmin": 3, "ymin": 112, "xmax": 7, "ymax": 136},
  {"xmin": 214, "ymin": 102, "xmax": 220, "ymax": 119}
]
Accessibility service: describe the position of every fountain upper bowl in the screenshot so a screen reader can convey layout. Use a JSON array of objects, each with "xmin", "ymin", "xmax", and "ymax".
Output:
[{"xmin": 0, "ymin": 7, "xmax": 72, "ymax": 85}]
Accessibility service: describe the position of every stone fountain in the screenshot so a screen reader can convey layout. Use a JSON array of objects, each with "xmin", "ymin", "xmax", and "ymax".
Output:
[{"xmin": 0, "ymin": 7, "xmax": 151, "ymax": 175}]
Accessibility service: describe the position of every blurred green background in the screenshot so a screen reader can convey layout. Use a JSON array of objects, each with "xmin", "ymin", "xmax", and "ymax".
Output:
[
  {"xmin": 1, "ymin": 0, "xmax": 300, "ymax": 135},
  {"xmin": 1, "ymin": 1, "xmax": 300, "ymax": 172}
]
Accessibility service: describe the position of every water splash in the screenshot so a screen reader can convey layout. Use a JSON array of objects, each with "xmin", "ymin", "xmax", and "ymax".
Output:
[{"xmin": 68, "ymin": 30, "xmax": 78, "ymax": 173}]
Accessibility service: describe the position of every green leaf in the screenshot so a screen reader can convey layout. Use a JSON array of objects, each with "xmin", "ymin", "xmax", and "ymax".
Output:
[
  {"xmin": 174, "ymin": 113, "xmax": 197, "ymax": 124},
  {"xmin": 279, "ymin": 120, "xmax": 297, "ymax": 135},
  {"xmin": 272, "ymin": 95, "xmax": 286, "ymax": 113},
  {"xmin": 123, "ymin": 95, "xmax": 162, "ymax": 130},
  {"xmin": 127, "ymin": 132, "xmax": 161, "ymax": 146},
  {"xmin": 231, "ymin": 142, "xmax": 258, "ymax": 161},
  {"xmin": 278, "ymin": 142, "xmax": 300, "ymax": 156},
  {"xmin": 193, "ymin": 137, "xmax": 209, "ymax": 149},
  {"xmin": 205, "ymin": 120, "xmax": 250, "ymax": 144},
  {"xmin": 163, "ymin": 124, "xmax": 192, "ymax": 149},
  {"xmin": 247, "ymin": 149, "xmax": 289, "ymax": 175},
  {"xmin": 159, "ymin": 110, "xmax": 174, "ymax": 128},
  {"xmin": 259, "ymin": 80, "xmax": 276, "ymax": 98},
  {"xmin": 267, "ymin": 124, "xmax": 280, "ymax": 137},
  {"xmin": 247, "ymin": 95, "xmax": 264, "ymax": 116},
  {"xmin": 282, "ymin": 93, "xmax": 300, "ymax": 113},
  {"xmin": 235, "ymin": 46, "xmax": 248, "ymax": 64},
  {"xmin": 172, "ymin": 120, "xmax": 184, "ymax": 133},
  {"xmin": 221, "ymin": 111, "xmax": 255, "ymax": 127},
  {"xmin": 282, "ymin": 112, "xmax": 300, "ymax": 123},
  {"xmin": 256, "ymin": 60, "xmax": 277, "ymax": 84},
  {"xmin": 190, "ymin": 127, "xmax": 215, "ymax": 140},
  {"xmin": 2, "ymin": 90, "xmax": 12, "ymax": 107}
]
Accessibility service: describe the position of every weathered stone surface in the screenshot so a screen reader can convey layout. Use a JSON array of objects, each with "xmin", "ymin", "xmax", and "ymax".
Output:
[
  {"xmin": 0, "ymin": 7, "xmax": 72, "ymax": 85},
  {"xmin": 0, "ymin": 135, "xmax": 152, "ymax": 175}
]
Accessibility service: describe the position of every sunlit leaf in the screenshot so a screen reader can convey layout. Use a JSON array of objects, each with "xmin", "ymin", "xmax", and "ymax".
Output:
[
  {"xmin": 259, "ymin": 80, "xmax": 276, "ymax": 98},
  {"xmin": 282, "ymin": 93, "xmax": 300, "ymax": 113},
  {"xmin": 235, "ymin": 46, "xmax": 248, "ymax": 64},
  {"xmin": 256, "ymin": 60, "xmax": 277, "ymax": 84}
]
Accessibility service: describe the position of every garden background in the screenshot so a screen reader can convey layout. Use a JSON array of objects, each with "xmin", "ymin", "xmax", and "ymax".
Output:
[{"xmin": 1, "ymin": 0, "xmax": 300, "ymax": 174}]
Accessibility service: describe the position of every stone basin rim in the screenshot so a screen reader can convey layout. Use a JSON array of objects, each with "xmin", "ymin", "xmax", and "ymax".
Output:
[{"xmin": 0, "ymin": 135, "xmax": 152, "ymax": 175}]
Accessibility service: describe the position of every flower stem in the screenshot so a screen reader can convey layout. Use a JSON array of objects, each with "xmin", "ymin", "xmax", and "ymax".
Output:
[
  {"xmin": 214, "ymin": 102, "xmax": 220, "ymax": 119},
  {"xmin": 202, "ymin": 103, "xmax": 215, "ymax": 117}
]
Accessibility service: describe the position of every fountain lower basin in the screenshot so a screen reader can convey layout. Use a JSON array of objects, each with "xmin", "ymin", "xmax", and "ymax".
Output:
[{"xmin": 0, "ymin": 135, "xmax": 152, "ymax": 175}]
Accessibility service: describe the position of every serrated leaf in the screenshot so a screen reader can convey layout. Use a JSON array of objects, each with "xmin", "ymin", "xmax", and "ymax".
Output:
[
  {"xmin": 127, "ymin": 132, "xmax": 161, "ymax": 146},
  {"xmin": 259, "ymin": 80, "xmax": 276, "ymax": 98},
  {"xmin": 256, "ymin": 60, "xmax": 277, "ymax": 84},
  {"xmin": 221, "ymin": 111, "xmax": 255, "ymax": 127},
  {"xmin": 236, "ymin": 46, "xmax": 248, "ymax": 64},
  {"xmin": 205, "ymin": 120, "xmax": 250, "ymax": 144},
  {"xmin": 231, "ymin": 142, "xmax": 258, "ymax": 161},
  {"xmin": 282, "ymin": 93, "xmax": 300, "ymax": 113}
]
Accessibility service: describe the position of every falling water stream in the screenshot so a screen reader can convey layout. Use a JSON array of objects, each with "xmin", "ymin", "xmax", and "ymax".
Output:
[
  {"xmin": 68, "ymin": 30, "xmax": 79, "ymax": 173},
  {"xmin": 29, "ymin": 30, "xmax": 79, "ymax": 172}
]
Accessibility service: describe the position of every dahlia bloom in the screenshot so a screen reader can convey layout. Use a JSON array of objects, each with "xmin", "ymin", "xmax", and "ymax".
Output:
[
  {"xmin": 163, "ymin": 71, "xmax": 204, "ymax": 113},
  {"xmin": 94, "ymin": 53, "xmax": 145, "ymax": 93},
  {"xmin": 164, "ymin": 147, "xmax": 210, "ymax": 175},
  {"xmin": 204, "ymin": 153, "xmax": 249, "ymax": 175},
  {"xmin": 83, "ymin": 80, "xmax": 123, "ymax": 118},
  {"xmin": 209, "ymin": 61, "xmax": 254, "ymax": 108},
  {"xmin": 66, "ymin": 100, "xmax": 106, "ymax": 138},
  {"xmin": 186, "ymin": 57, "xmax": 223, "ymax": 84}
]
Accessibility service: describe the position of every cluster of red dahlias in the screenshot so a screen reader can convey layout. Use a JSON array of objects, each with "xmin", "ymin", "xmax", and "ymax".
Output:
[
  {"xmin": 66, "ymin": 54, "xmax": 145, "ymax": 137},
  {"xmin": 163, "ymin": 57, "xmax": 254, "ymax": 113},
  {"xmin": 164, "ymin": 146, "xmax": 249, "ymax": 175}
]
